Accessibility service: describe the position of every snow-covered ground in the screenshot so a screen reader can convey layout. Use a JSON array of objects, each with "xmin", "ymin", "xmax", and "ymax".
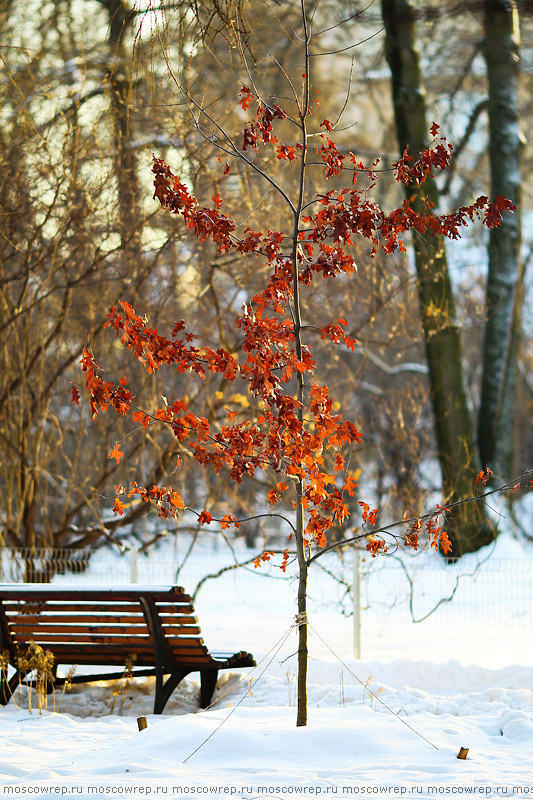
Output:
[{"xmin": 1, "ymin": 530, "xmax": 533, "ymax": 798}]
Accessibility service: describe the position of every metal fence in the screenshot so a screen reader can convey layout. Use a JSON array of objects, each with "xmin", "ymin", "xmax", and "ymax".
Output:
[{"xmin": 1, "ymin": 542, "xmax": 531, "ymax": 670}]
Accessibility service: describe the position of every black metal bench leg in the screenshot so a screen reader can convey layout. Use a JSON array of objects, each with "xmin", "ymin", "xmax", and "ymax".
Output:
[
  {"xmin": 153, "ymin": 668, "xmax": 189, "ymax": 715},
  {"xmin": 142, "ymin": 597, "xmax": 190, "ymax": 714},
  {"xmin": 200, "ymin": 669, "xmax": 218, "ymax": 708}
]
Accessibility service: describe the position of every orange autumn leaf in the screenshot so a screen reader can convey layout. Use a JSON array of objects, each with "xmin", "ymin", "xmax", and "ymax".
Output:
[
  {"xmin": 112, "ymin": 497, "xmax": 125, "ymax": 515},
  {"xmin": 367, "ymin": 507, "xmax": 379, "ymax": 526},
  {"xmin": 220, "ymin": 514, "xmax": 238, "ymax": 529},
  {"xmin": 366, "ymin": 537, "xmax": 387, "ymax": 557},
  {"xmin": 358, "ymin": 501, "xmax": 379, "ymax": 525},
  {"xmin": 404, "ymin": 529, "xmax": 419, "ymax": 550},
  {"xmin": 439, "ymin": 530, "xmax": 452, "ymax": 555},
  {"xmin": 109, "ymin": 442, "xmax": 124, "ymax": 463},
  {"xmin": 132, "ymin": 410, "xmax": 151, "ymax": 428},
  {"xmin": 253, "ymin": 551, "xmax": 274, "ymax": 568},
  {"xmin": 343, "ymin": 475, "xmax": 357, "ymax": 496},
  {"xmin": 334, "ymin": 454, "xmax": 345, "ymax": 472},
  {"xmin": 169, "ymin": 491, "xmax": 184, "ymax": 509},
  {"xmin": 474, "ymin": 467, "xmax": 493, "ymax": 487},
  {"xmin": 267, "ymin": 488, "xmax": 281, "ymax": 505}
]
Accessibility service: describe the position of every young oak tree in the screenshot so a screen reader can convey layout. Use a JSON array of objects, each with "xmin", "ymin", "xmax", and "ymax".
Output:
[{"xmin": 78, "ymin": 3, "xmax": 515, "ymax": 727}]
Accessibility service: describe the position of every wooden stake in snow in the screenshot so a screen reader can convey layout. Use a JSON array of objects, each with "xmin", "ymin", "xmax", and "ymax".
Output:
[
  {"xmin": 457, "ymin": 747, "xmax": 469, "ymax": 760},
  {"xmin": 137, "ymin": 716, "xmax": 148, "ymax": 732}
]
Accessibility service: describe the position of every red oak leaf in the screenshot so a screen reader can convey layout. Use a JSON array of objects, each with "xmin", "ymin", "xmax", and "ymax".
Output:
[
  {"xmin": 109, "ymin": 442, "xmax": 124, "ymax": 463},
  {"xmin": 112, "ymin": 497, "xmax": 125, "ymax": 515}
]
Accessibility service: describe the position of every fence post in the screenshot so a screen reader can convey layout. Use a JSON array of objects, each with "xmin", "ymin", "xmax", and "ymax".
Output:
[
  {"xmin": 130, "ymin": 545, "xmax": 139, "ymax": 584},
  {"xmin": 353, "ymin": 547, "xmax": 361, "ymax": 660}
]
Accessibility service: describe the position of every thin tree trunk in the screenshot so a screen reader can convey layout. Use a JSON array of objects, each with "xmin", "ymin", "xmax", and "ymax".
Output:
[
  {"xmin": 104, "ymin": 0, "xmax": 141, "ymax": 256},
  {"xmin": 478, "ymin": 0, "xmax": 522, "ymax": 482},
  {"xmin": 381, "ymin": 0, "xmax": 494, "ymax": 555},
  {"xmin": 294, "ymin": 483, "xmax": 308, "ymax": 727},
  {"xmin": 292, "ymin": 0, "xmax": 311, "ymax": 727}
]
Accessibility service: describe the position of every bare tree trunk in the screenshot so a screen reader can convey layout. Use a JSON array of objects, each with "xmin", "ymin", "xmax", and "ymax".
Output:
[
  {"xmin": 290, "ymin": 0, "xmax": 313, "ymax": 727},
  {"xmin": 294, "ymin": 484, "xmax": 308, "ymax": 726},
  {"xmin": 381, "ymin": 0, "xmax": 494, "ymax": 555},
  {"xmin": 478, "ymin": 0, "xmax": 523, "ymax": 482},
  {"xmin": 102, "ymin": 0, "xmax": 141, "ymax": 256}
]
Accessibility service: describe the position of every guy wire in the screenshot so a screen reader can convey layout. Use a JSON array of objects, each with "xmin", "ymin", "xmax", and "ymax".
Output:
[
  {"xmin": 308, "ymin": 622, "xmax": 439, "ymax": 751},
  {"xmin": 183, "ymin": 623, "xmax": 296, "ymax": 763}
]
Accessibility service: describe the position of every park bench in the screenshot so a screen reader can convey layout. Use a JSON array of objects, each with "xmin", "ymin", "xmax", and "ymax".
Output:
[{"xmin": 0, "ymin": 584, "xmax": 255, "ymax": 714}]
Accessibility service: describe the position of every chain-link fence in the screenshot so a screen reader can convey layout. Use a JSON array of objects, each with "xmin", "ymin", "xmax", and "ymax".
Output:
[{"xmin": 1, "ymin": 541, "xmax": 531, "ymax": 669}]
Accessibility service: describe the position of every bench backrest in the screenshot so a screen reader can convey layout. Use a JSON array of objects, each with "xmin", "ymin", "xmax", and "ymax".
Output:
[{"xmin": 0, "ymin": 585, "xmax": 212, "ymax": 668}]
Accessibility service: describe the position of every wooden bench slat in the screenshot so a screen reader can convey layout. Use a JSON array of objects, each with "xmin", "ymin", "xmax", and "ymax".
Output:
[
  {"xmin": 10, "ymin": 623, "xmax": 202, "ymax": 636},
  {"xmin": 8, "ymin": 645, "xmax": 154, "ymax": 656},
  {"xmin": 0, "ymin": 587, "xmax": 191, "ymax": 601},
  {"xmin": 28, "ymin": 646, "xmax": 213, "ymax": 662},
  {"xmin": 15, "ymin": 641, "xmax": 210, "ymax": 654},
  {"xmin": 12, "ymin": 633, "xmax": 152, "ymax": 644},
  {"xmin": 4, "ymin": 603, "xmax": 142, "ymax": 613},
  {"xmin": 153, "ymin": 604, "xmax": 195, "ymax": 614},
  {"xmin": 11, "ymin": 634, "xmax": 208, "ymax": 648},
  {"xmin": 3, "ymin": 602, "xmax": 195, "ymax": 615},
  {"xmin": 5, "ymin": 614, "xmax": 197, "ymax": 626},
  {"xmin": 6, "ymin": 614, "xmax": 147, "ymax": 624},
  {"xmin": 10, "ymin": 635, "xmax": 207, "ymax": 650},
  {"xmin": 11, "ymin": 624, "xmax": 149, "ymax": 635}
]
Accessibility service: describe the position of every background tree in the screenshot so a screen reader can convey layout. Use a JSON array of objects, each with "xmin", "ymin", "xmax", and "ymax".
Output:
[
  {"xmin": 0, "ymin": 0, "xmax": 206, "ymax": 567},
  {"xmin": 379, "ymin": 0, "xmax": 529, "ymax": 552},
  {"xmin": 478, "ymin": 0, "xmax": 523, "ymax": 482},
  {"xmin": 380, "ymin": 0, "xmax": 493, "ymax": 554}
]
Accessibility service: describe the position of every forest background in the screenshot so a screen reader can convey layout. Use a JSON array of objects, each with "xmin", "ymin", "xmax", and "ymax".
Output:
[{"xmin": 1, "ymin": 0, "xmax": 531, "ymax": 569}]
